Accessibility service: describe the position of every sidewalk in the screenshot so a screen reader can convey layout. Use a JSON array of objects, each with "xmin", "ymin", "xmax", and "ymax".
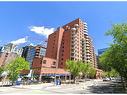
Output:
[
  {"xmin": 12, "ymin": 83, "xmax": 55, "ymax": 89},
  {"xmin": 12, "ymin": 79, "xmax": 103, "ymax": 90},
  {"xmin": 0, "ymin": 79, "xmax": 104, "ymax": 94}
]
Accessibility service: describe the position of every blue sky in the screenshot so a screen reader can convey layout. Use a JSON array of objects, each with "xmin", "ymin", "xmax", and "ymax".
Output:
[{"xmin": 0, "ymin": 2, "xmax": 127, "ymax": 53}]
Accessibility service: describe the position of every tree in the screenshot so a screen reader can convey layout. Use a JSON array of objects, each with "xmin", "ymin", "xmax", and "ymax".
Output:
[
  {"xmin": 66, "ymin": 60, "xmax": 96, "ymax": 82},
  {"xmin": 79, "ymin": 62, "xmax": 95, "ymax": 78},
  {"xmin": 103, "ymin": 69, "xmax": 119, "ymax": 78},
  {"xmin": 66, "ymin": 60, "xmax": 81, "ymax": 83},
  {"xmin": 100, "ymin": 24, "xmax": 127, "ymax": 90},
  {"xmin": 0, "ymin": 67, "xmax": 4, "ymax": 76},
  {"xmin": 6, "ymin": 57, "xmax": 30, "ymax": 85},
  {"xmin": 79, "ymin": 62, "xmax": 88, "ymax": 78},
  {"xmin": 87, "ymin": 66, "xmax": 96, "ymax": 78}
]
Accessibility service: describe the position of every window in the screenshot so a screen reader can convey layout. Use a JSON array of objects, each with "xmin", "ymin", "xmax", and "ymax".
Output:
[
  {"xmin": 71, "ymin": 57, "xmax": 74, "ymax": 60},
  {"xmin": 51, "ymin": 66, "xmax": 56, "ymax": 68},
  {"xmin": 53, "ymin": 61, "xmax": 56, "ymax": 65},
  {"xmin": 43, "ymin": 60, "xmax": 46, "ymax": 64},
  {"xmin": 71, "ymin": 53, "xmax": 74, "ymax": 56},
  {"xmin": 61, "ymin": 62, "xmax": 63, "ymax": 65},
  {"xmin": 40, "ymin": 60, "xmax": 42, "ymax": 64}
]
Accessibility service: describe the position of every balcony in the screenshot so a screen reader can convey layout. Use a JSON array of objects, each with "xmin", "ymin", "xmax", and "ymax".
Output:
[
  {"xmin": 86, "ymin": 36, "xmax": 89, "ymax": 38},
  {"xmin": 86, "ymin": 44, "xmax": 90, "ymax": 46},
  {"xmin": 86, "ymin": 39, "xmax": 89, "ymax": 41},
  {"xmin": 74, "ymin": 24, "xmax": 79, "ymax": 27},
  {"xmin": 86, "ymin": 41, "xmax": 89, "ymax": 44},
  {"xmin": 71, "ymin": 28, "xmax": 76, "ymax": 31},
  {"xmin": 86, "ymin": 60, "xmax": 91, "ymax": 62},
  {"xmin": 84, "ymin": 22, "xmax": 87, "ymax": 25},
  {"xmin": 86, "ymin": 56, "xmax": 91, "ymax": 59},
  {"xmin": 84, "ymin": 25, "xmax": 88, "ymax": 28},
  {"xmin": 86, "ymin": 47, "xmax": 90, "ymax": 50},
  {"xmin": 84, "ymin": 32, "xmax": 88, "ymax": 35},
  {"xmin": 86, "ymin": 54, "xmax": 91, "ymax": 57},
  {"xmin": 84, "ymin": 27, "xmax": 87, "ymax": 30},
  {"xmin": 84, "ymin": 30, "xmax": 88, "ymax": 33},
  {"xmin": 86, "ymin": 50, "xmax": 90, "ymax": 53}
]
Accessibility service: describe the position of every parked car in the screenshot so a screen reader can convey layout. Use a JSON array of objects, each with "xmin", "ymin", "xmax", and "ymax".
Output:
[{"xmin": 103, "ymin": 77, "xmax": 110, "ymax": 81}]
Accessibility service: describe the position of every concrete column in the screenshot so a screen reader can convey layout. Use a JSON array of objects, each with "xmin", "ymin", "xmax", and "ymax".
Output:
[
  {"xmin": 54, "ymin": 74, "xmax": 56, "ymax": 85},
  {"xmin": 39, "ymin": 74, "xmax": 42, "ymax": 82},
  {"xmin": 65, "ymin": 75, "xmax": 67, "ymax": 83},
  {"xmin": 69, "ymin": 75, "xmax": 71, "ymax": 84}
]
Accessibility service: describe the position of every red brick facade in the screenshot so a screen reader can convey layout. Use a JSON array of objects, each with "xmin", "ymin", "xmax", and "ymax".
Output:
[{"xmin": 46, "ymin": 18, "xmax": 97, "ymax": 69}]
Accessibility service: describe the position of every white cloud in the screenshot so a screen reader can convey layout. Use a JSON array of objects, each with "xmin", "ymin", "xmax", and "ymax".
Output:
[
  {"xmin": 10, "ymin": 36, "xmax": 28, "ymax": 45},
  {"xmin": 29, "ymin": 26, "xmax": 55, "ymax": 38},
  {"xmin": 29, "ymin": 43, "xmax": 35, "ymax": 46}
]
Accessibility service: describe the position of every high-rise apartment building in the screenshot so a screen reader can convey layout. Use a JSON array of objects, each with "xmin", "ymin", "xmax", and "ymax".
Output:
[
  {"xmin": 0, "ymin": 43, "xmax": 23, "ymax": 66},
  {"xmin": 0, "ymin": 43, "xmax": 23, "ymax": 56},
  {"xmin": 0, "ymin": 52, "xmax": 18, "ymax": 66},
  {"xmin": 46, "ymin": 18, "xmax": 97, "ymax": 68}
]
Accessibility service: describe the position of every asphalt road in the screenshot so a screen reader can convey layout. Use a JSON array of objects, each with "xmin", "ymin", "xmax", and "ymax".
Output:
[{"xmin": 0, "ymin": 79, "xmax": 126, "ymax": 94}]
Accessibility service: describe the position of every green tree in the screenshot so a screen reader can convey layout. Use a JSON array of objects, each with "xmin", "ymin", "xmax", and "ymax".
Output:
[
  {"xmin": 0, "ymin": 67, "xmax": 4, "ymax": 76},
  {"xmin": 79, "ymin": 62, "xmax": 88, "ymax": 78},
  {"xmin": 66, "ymin": 60, "xmax": 96, "ymax": 82},
  {"xmin": 103, "ymin": 69, "xmax": 119, "ymax": 78},
  {"xmin": 87, "ymin": 66, "xmax": 96, "ymax": 78},
  {"xmin": 6, "ymin": 57, "xmax": 30, "ymax": 85},
  {"xmin": 66, "ymin": 60, "xmax": 81, "ymax": 83},
  {"xmin": 100, "ymin": 24, "xmax": 127, "ymax": 90},
  {"xmin": 79, "ymin": 62, "xmax": 95, "ymax": 78}
]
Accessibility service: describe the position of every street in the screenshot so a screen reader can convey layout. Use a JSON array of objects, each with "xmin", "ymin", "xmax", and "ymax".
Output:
[{"xmin": 0, "ymin": 79, "xmax": 125, "ymax": 94}]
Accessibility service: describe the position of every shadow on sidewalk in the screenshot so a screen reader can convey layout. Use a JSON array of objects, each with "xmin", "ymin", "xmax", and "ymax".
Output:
[
  {"xmin": 0, "ymin": 85, "xmax": 12, "ymax": 87},
  {"xmin": 87, "ymin": 81, "xmax": 126, "ymax": 94}
]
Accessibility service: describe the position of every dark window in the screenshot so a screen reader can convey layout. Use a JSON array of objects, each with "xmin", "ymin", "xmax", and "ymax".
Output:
[
  {"xmin": 71, "ymin": 45, "xmax": 74, "ymax": 47},
  {"xmin": 40, "ymin": 60, "xmax": 42, "ymax": 64},
  {"xmin": 53, "ymin": 61, "xmax": 56, "ymax": 65},
  {"xmin": 43, "ymin": 60, "xmax": 46, "ymax": 64},
  {"xmin": 71, "ymin": 53, "xmax": 74, "ymax": 56},
  {"xmin": 51, "ymin": 66, "xmax": 56, "ymax": 68},
  {"xmin": 61, "ymin": 58, "xmax": 63, "ymax": 60},
  {"xmin": 71, "ymin": 57, "xmax": 74, "ymax": 60},
  {"xmin": 61, "ymin": 62, "xmax": 63, "ymax": 65}
]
